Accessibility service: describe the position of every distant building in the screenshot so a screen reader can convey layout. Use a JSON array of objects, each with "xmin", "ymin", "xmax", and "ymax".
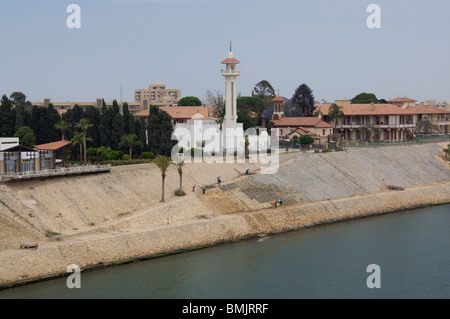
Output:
[
  {"xmin": 32, "ymin": 98, "xmax": 142, "ymax": 115},
  {"xmin": 388, "ymin": 97, "xmax": 417, "ymax": 108},
  {"xmin": 270, "ymin": 96, "xmax": 333, "ymax": 145},
  {"xmin": 135, "ymin": 83, "xmax": 181, "ymax": 110}
]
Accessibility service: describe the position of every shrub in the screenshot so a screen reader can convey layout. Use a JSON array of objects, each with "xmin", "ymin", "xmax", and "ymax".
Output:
[
  {"xmin": 141, "ymin": 151, "xmax": 155, "ymax": 160},
  {"xmin": 122, "ymin": 154, "xmax": 130, "ymax": 160},
  {"xmin": 174, "ymin": 188, "xmax": 186, "ymax": 196},
  {"xmin": 322, "ymin": 149, "xmax": 332, "ymax": 153}
]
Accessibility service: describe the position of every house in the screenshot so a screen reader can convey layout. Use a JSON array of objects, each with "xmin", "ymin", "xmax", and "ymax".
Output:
[
  {"xmin": 388, "ymin": 97, "xmax": 417, "ymax": 108},
  {"xmin": 269, "ymin": 96, "xmax": 333, "ymax": 145},
  {"xmin": 0, "ymin": 138, "xmax": 71, "ymax": 174},
  {"xmin": 135, "ymin": 105, "xmax": 217, "ymax": 127}
]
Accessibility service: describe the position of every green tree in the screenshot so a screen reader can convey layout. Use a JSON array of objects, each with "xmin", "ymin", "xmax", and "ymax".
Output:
[
  {"xmin": 55, "ymin": 120, "xmax": 71, "ymax": 141},
  {"xmin": 351, "ymin": 93, "xmax": 379, "ymax": 104},
  {"xmin": 177, "ymin": 96, "xmax": 202, "ymax": 106},
  {"xmin": 71, "ymin": 132, "xmax": 84, "ymax": 161},
  {"xmin": 416, "ymin": 119, "xmax": 439, "ymax": 136},
  {"xmin": 327, "ymin": 103, "xmax": 345, "ymax": 132},
  {"xmin": 292, "ymin": 84, "xmax": 316, "ymax": 117},
  {"xmin": 119, "ymin": 134, "xmax": 143, "ymax": 159},
  {"xmin": 206, "ymin": 90, "xmax": 225, "ymax": 125},
  {"xmin": 252, "ymin": 80, "xmax": 276, "ymax": 109},
  {"xmin": 14, "ymin": 126, "xmax": 36, "ymax": 148},
  {"xmin": 147, "ymin": 105, "xmax": 175, "ymax": 156},
  {"xmin": 153, "ymin": 155, "xmax": 173, "ymax": 202},
  {"xmin": 0, "ymin": 95, "xmax": 15, "ymax": 137},
  {"xmin": 75, "ymin": 119, "xmax": 93, "ymax": 164},
  {"xmin": 299, "ymin": 135, "xmax": 315, "ymax": 147}
]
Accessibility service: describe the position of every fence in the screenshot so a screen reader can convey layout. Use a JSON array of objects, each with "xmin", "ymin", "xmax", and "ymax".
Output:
[{"xmin": 0, "ymin": 165, "xmax": 112, "ymax": 182}]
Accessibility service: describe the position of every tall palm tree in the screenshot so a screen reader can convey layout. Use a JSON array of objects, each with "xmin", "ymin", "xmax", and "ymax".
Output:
[
  {"xmin": 54, "ymin": 120, "xmax": 71, "ymax": 141},
  {"xmin": 173, "ymin": 159, "xmax": 184, "ymax": 193},
  {"xmin": 328, "ymin": 103, "xmax": 345, "ymax": 134},
  {"xmin": 71, "ymin": 132, "xmax": 84, "ymax": 162},
  {"xmin": 153, "ymin": 156, "xmax": 173, "ymax": 202},
  {"xmin": 119, "ymin": 134, "xmax": 143, "ymax": 159},
  {"xmin": 75, "ymin": 119, "xmax": 93, "ymax": 164}
]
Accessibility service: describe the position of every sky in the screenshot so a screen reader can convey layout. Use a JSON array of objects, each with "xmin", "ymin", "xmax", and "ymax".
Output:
[{"xmin": 1, "ymin": 0, "xmax": 449, "ymax": 104}]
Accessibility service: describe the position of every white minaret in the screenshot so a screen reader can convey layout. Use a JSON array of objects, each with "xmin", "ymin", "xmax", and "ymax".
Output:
[{"xmin": 221, "ymin": 48, "xmax": 244, "ymax": 152}]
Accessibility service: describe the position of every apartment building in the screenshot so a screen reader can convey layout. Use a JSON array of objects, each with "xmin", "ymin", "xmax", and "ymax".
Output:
[
  {"xmin": 319, "ymin": 102, "xmax": 450, "ymax": 141},
  {"xmin": 135, "ymin": 83, "xmax": 181, "ymax": 110}
]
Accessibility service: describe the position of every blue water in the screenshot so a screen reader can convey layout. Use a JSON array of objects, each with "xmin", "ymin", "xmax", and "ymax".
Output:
[{"xmin": 1, "ymin": 204, "xmax": 449, "ymax": 299}]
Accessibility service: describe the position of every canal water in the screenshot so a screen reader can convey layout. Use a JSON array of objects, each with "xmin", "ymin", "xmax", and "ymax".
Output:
[{"xmin": 0, "ymin": 204, "xmax": 449, "ymax": 299}]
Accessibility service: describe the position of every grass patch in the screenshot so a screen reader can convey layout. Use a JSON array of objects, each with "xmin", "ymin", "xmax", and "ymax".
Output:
[
  {"xmin": 117, "ymin": 212, "xmax": 131, "ymax": 217},
  {"xmin": 45, "ymin": 231, "xmax": 60, "ymax": 238}
]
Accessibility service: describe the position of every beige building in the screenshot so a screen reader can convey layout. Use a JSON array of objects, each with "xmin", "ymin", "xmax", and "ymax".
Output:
[
  {"xmin": 32, "ymin": 98, "xmax": 143, "ymax": 116},
  {"xmin": 135, "ymin": 83, "xmax": 181, "ymax": 110},
  {"xmin": 319, "ymin": 102, "xmax": 450, "ymax": 141}
]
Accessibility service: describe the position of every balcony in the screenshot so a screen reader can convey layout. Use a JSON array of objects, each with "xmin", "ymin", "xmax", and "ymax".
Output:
[{"xmin": 221, "ymin": 70, "xmax": 240, "ymax": 76}]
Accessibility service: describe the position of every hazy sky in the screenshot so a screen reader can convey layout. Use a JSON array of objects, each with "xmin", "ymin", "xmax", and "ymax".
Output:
[{"xmin": 1, "ymin": 0, "xmax": 449, "ymax": 104}]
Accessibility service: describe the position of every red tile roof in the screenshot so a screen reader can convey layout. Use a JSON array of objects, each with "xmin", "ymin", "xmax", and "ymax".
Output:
[
  {"xmin": 35, "ymin": 140, "xmax": 71, "ymax": 151},
  {"xmin": 272, "ymin": 95, "xmax": 286, "ymax": 102},
  {"xmin": 318, "ymin": 103, "xmax": 413, "ymax": 116},
  {"xmin": 404, "ymin": 105, "xmax": 450, "ymax": 114},
  {"xmin": 388, "ymin": 97, "xmax": 417, "ymax": 103},
  {"xmin": 221, "ymin": 57, "xmax": 240, "ymax": 64}
]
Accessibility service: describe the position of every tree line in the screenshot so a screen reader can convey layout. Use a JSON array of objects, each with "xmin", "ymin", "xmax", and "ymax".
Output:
[{"xmin": 0, "ymin": 92, "xmax": 175, "ymax": 162}]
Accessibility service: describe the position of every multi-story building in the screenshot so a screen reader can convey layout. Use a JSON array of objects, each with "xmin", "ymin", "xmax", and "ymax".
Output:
[
  {"xmin": 318, "ymin": 101, "xmax": 450, "ymax": 141},
  {"xmin": 135, "ymin": 83, "xmax": 181, "ymax": 110}
]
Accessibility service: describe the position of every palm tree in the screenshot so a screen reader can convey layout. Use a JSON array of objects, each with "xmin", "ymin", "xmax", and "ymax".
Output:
[
  {"xmin": 173, "ymin": 159, "xmax": 184, "ymax": 193},
  {"xmin": 328, "ymin": 103, "xmax": 345, "ymax": 134},
  {"xmin": 71, "ymin": 132, "xmax": 84, "ymax": 162},
  {"xmin": 54, "ymin": 120, "xmax": 71, "ymax": 141},
  {"xmin": 119, "ymin": 134, "xmax": 143, "ymax": 159},
  {"xmin": 153, "ymin": 156, "xmax": 173, "ymax": 202},
  {"xmin": 75, "ymin": 119, "xmax": 93, "ymax": 164}
]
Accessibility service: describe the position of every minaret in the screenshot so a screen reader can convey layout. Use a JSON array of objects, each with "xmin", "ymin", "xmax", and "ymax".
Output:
[{"xmin": 221, "ymin": 48, "xmax": 243, "ymax": 152}]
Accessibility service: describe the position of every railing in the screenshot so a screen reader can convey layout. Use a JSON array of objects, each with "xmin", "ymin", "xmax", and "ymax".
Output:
[{"xmin": 0, "ymin": 165, "xmax": 112, "ymax": 179}]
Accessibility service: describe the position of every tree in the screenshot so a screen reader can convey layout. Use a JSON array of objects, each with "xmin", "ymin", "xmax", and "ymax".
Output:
[
  {"xmin": 299, "ymin": 135, "xmax": 315, "ymax": 147},
  {"xmin": 177, "ymin": 96, "xmax": 202, "ymax": 106},
  {"xmin": 0, "ymin": 95, "xmax": 15, "ymax": 137},
  {"xmin": 416, "ymin": 119, "xmax": 439, "ymax": 136},
  {"xmin": 55, "ymin": 120, "xmax": 71, "ymax": 141},
  {"xmin": 351, "ymin": 93, "xmax": 380, "ymax": 104},
  {"xmin": 153, "ymin": 155, "xmax": 173, "ymax": 202},
  {"xmin": 147, "ymin": 105, "xmax": 175, "ymax": 156},
  {"xmin": 292, "ymin": 84, "xmax": 316, "ymax": 117},
  {"xmin": 252, "ymin": 80, "xmax": 276, "ymax": 109},
  {"xmin": 328, "ymin": 103, "xmax": 345, "ymax": 132},
  {"xmin": 14, "ymin": 126, "xmax": 36, "ymax": 147},
  {"xmin": 119, "ymin": 134, "xmax": 143, "ymax": 159},
  {"xmin": 71, "ymin": 132, "xmax": 84, "ymax": 161},
  {"xmin": 206, "ymin": 90, "xmax": 225, "ymax": 125},
  {"xmin": 75, "ymin": 119, "xmax": 93, "ymax": 164},
  {"xmin": 172, "ymin": 157, "xmax": 185, "ymax": 194},
  {"xmin": 443, "ymin": 144, "xmax": 450, "ymax": 160}
]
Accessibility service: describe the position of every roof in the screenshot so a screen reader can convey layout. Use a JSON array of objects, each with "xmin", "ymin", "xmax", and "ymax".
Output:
[
  {"xmin": 35, "ymin": 140, "xmax": 71, "ymax": 151},
  {"xmin": 221, "ymin": 57, "xmax": 240, "ymax": 64},
  {"xmin": 287, "ymin": 127, "xmax": 316, "ymax": 136},
  {"xmin": 272, "ymin": 95, "xmax": 287, "ymax": 103},
  {"xmin": 135, "ymin": 106, "xmax": 217, "ymax": 120},
  {"xmin": 271, "ymin": 117, "xmax": 333, "ymax": 128},
  {"xmin": 388, "ymin": 97, "xmax": 417, "ymax": 103},
  {"xmin": 318, "ymin": 103, "xmax": 413, "ymax": 116},
  {"xmin": 0, "ymin": 144, "xmax": 36, "ymax": 153},
  {"xmin": 318, "ymin": 103, "xmax": 450, "ymax": 116},
  {"xmin": 404, "ymin": 105, "xmax": 450, "ymax": 115}
]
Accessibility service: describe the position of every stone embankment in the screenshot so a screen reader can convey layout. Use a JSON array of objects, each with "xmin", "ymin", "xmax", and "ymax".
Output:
[{"xmin": 0, "ymin": 143, "xmax": 449, "ymax": 288}]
